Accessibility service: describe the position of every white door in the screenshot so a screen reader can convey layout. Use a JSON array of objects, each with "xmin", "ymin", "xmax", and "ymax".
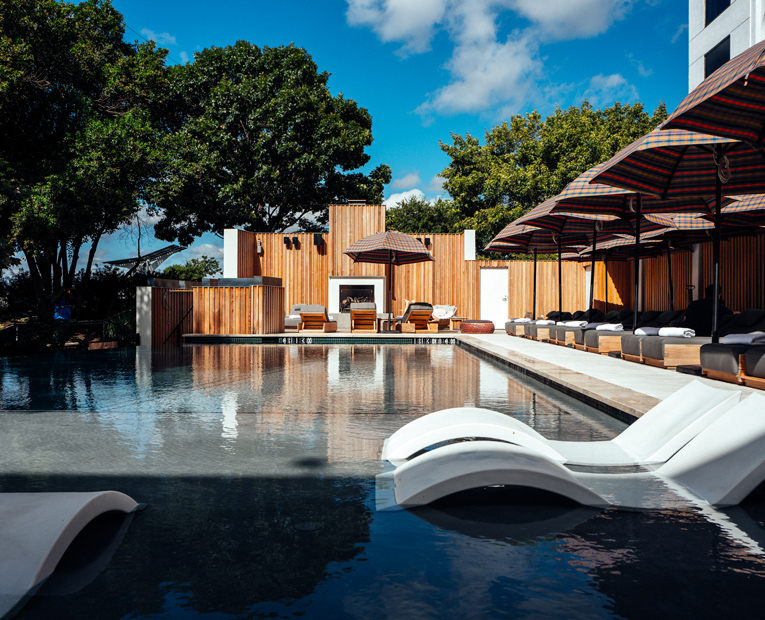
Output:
[{"xmin": 480, "ymin": 268, "xmax": 509, "ymax": 328}]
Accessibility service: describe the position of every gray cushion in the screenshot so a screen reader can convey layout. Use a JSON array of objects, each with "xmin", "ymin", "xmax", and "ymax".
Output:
[
  {"xmin": 641, "ymin": 336, "xmax": 711, "ymax": 360},
  {"xmin": 620, "ymin": 334, "xmax": 643, "ymax": 356},
  {"xmin": 735, "ymin": 309, "xmax": 765, "ymax": 328},
  {"xmin": 700, "ymin": 343, "xmax": 751, "ymax": 375},
  {"xmin": 350, "ymin": 302, "xmax": 376, "ymax": 310},
  {"xmin": 745, "ymin": 346, "xmax": 765, "ymax": 378}
]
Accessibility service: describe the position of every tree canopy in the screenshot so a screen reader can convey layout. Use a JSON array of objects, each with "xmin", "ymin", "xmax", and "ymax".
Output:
[
  {"xmin": 162, "ymin": 256, "xmax": 221, "ymax": 281},
  {"xmin": 0, "ymin": 0, "xmax": 168, "ymax": 313},
  {"xmin": 149, "ymin": 42, "xmax": 390, "ymax": 244},
  {"xmin": 439, "ymin": 101, "xmax": 668, "ymax": 249}
]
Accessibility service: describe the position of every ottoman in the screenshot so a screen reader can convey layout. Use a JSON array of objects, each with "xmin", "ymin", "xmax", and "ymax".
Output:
[{"xmin": 460, "ymin": 320, "xmax": 495, "ymax": 334}]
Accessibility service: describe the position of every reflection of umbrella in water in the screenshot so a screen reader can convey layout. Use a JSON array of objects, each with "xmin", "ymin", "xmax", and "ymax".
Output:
[
  {"xmin": 486, "ymin": 218, "xmax": 589, "ymax": 319},
  {"xmin": 590, "ymin": 127, "xmax": 765, "ymax": 342},
  {"xmin": 344, "ymin": 231, "xmax": 434, "ymax": 331}
]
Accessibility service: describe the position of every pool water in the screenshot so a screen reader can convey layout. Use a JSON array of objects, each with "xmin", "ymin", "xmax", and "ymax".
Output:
[{"xmin": 1, "ymin": 344, "xmax": 765, "ymax": 619}]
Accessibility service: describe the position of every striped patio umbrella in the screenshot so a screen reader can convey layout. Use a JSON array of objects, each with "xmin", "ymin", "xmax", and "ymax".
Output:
[
  {"xmin": 662, "ymin": 39, "xmax": 765, "ymax": 147},
  {"xmin": 344, "ymin": 230, "xmax": 434, "ymax": 329},
  {"xmin": 590, "ymin": 127, "xmax": 765, "ymax": 341},
  {"xmin": 488, "ymin": 218, "xmax": 590, "ymax": 319}
]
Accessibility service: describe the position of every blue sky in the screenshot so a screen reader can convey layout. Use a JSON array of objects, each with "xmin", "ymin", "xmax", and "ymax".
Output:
[{"xmin": 90, "ymin": 0, "xmax": 690, "ymax": 271}]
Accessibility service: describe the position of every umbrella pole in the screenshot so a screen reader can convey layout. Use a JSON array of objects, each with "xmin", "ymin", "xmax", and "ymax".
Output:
[
  {"xmin": 666, "ymin": 241, "xmax": 674, "ymax": 312},
  {"xmin": 387, "ymin": 251, "xmax": 394, "ymax": 332},
  {"xmin": 558, "ymin": 237, "xmax": 563, "ymax": 318},
  {"xmin": 712, "ymin": 170, "xmax": 722, "ymax": 343},
  {"xmin": 605, "ymin": 256, "xmax": 609, "ymax": 313},
  {"xmin": 532, "ymin": 248, "xmax": 538, "ymax": 318},
  {"xmin": 633, "ymin": 196, "xmax": 642, "ymax": 332},
  {"xmin": 589, "ymin": 222, "xmax": 597, "ymax": 312}
]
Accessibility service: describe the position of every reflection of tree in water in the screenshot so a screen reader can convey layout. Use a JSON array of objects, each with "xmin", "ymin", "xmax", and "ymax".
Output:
[{"xmin": 7, "ymin": 474, "xmax": 371, "ymax": 619}]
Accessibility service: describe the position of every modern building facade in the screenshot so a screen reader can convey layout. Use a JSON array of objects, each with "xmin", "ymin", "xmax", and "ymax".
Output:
[{"xmin": 689, "ymin": 0, "xmax": 765, "ymax": 89}]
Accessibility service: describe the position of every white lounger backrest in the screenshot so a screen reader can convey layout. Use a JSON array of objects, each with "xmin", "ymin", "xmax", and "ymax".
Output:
[
  {"xmin": 658, "ymin": 393, "xmax": 765, "ymax": 506},
  {"xmin": 612, "ymin": 380, "xmax": 741, "ymax": 463}
]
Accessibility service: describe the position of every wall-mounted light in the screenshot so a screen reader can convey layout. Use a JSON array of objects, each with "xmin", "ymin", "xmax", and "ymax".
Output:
[
  {"xmin": 257, "ymin": 239, "xmax": 263, "ymax": 254},
  {"xmin": 424, "ymin": 237, "xmax": 431, "ymax": 247},
  {"xmin": 283, "ymin": 237, "xmax": 291, "ymax": 246},
  {"xmin": 313, "ymin": 234, "xmax": 324, "ymax": 246},
  {"xmin": 291, "ymin": 236, "xmax": 299, "ymax": 246}
]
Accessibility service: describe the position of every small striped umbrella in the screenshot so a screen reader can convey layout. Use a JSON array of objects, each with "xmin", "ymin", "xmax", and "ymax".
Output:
[
  {"xmin": 662, "ymin": 39, "xmax": 765, "ymax": 147},
  {"xmin": 590, "ymin": 127, "xmax": 765, "ymax": 342},
  {"xmin": 344, "ymin": 230, "xmax": 434, "ymax": 327}
]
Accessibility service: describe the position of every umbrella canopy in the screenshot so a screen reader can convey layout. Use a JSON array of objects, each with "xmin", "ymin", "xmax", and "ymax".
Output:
[
  {"xmin": 343, "ymin": 231, "xmax": 434, "ymax": 327},
  {"xmin": 589, "ymin": 127, "xmax": 765, "ymax": 341},
  {"xmin": 662, "ymin": 39, "xmax": 765, "ymax": 146}
]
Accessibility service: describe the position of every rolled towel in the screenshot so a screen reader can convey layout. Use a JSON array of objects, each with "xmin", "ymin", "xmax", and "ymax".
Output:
[
  {"xmin": 287, "ymin": 314, "xmax": 302, "ymax": 320},
  {"xmin": 658, "ymin": 327, "xmax": 695, "ymax": 338},
  {"xmin": 634, "ymin": 327, "xmax": 661, "ymax": 336},
  {"xmin": 512, "ymin": 317, "xmax": 532, "ymax": 323},
  {"xmin": 720, "ymin": 332, "xmax": 765, "ymax": 345},
  {"xmin": 596, "ymin": 323, "xmax": 624, "ymax": 331},
  {"xmin": 534, "ymin": 319, "xmax": 556, "ymax": 325},
  {"xmin": 564, "ymin": 320, "xmax": 588, "ymax": 327}
]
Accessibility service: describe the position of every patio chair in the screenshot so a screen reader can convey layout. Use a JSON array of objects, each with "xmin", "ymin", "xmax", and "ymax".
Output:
[
  {"xmin": 381, "ymin": 379, "xmax": 740, "ymax": 466},
  {"xmin": 298, "ymin": 305, "xmax": 338, "ymax": 333},
  {"xmin": 395, "ymin": 302, "xmax": 435, "ymax": 333},
  {"xmin": 431, "ymin": 304, "xmax": 458, "ymax": 330},
  {"xmin": 378, "ymin": 390, "xmax": 765, "ymax": 510},
  {"xmin": 350, "ymin": 302, "xmax": 378, "ymax": 333}
]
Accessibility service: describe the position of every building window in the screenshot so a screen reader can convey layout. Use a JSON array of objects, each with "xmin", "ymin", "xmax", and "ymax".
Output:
[
  {"xmin": 705, "ymin": 37, "xmax": 730, "ymax": 77},
  {"xmin": 705, "ymin": 0, "xmax": 731, "ymax": 26}
]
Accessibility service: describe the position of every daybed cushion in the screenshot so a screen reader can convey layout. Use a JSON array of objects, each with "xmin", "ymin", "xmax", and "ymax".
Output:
[
  {"xmin": 720, "ymin": 332, "xmax": 765, "ymax": 345},
  {"xmin": 745, "ymin": 346, "xmax": 765, "ymax": 379},
  {"xmin": 641, "ymin": 336, "xmax": 711, "ymax": 361},
  {"xmin": 700, "ymin": 343, "xmax": 752, "ymax": 376},
  {"xmin": 432, "ymin": 305, "xmax": 457, "ymax": 320}
]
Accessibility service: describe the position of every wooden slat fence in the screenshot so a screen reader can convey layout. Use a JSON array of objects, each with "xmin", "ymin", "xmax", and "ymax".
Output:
[{"xmin": 151, "ymin": 289, "xmax": 193, "ymax": 345}]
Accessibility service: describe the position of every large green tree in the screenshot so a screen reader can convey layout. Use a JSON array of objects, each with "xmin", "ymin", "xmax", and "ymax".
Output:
[
  {"xmin": 440, "ymin": 101, "xmax": 668, "ymax": 249},
  {"xmin": 0, "ymin": 0, "xmax": 168, "ymax": 313},
  {"xmin": 150, "ymin": 42, "xmax": 391, "ymax": 244},
  {"xmin": 385, "ymin": 196, "xmax": 460, "ymax": 234}
]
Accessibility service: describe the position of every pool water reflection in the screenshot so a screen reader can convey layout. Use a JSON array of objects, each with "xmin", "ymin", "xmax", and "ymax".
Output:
[{"xmin": 1, "ymin": 344, "xmax": 765, "ymax": 619}]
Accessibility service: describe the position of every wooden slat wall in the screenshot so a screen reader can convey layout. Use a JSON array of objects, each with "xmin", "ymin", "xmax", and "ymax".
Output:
[
  {"xmin": 252, "ymin": 285, "xmax": 285, "ymax": 334},
  {"xmin": 642, "ymin": 250, "xmax": 694, "ymax": 312},
  {"xmin": 329, "ymin": 203, "xmax": 387, "ymax": 277},
  {"xmin": 193, "ymin": 286, "xmax": 285, "ymax": 334},
  {"xmin": 701, "ymin": 235, "xmax": 765, "ymax": 310},
  {"xmin": 151, "ymin": 289, "xmax": 193, "ymax": 345}
]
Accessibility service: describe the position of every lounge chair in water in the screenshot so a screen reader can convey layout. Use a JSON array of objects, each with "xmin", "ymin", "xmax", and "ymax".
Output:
[
  {"xmin": 0, "ymin": 491, "xmax": 141, "ymax": 619},
  {"xmin": 381, "ymin": 380, "xmax": 740, "ymax": 466},
  {"xmin": 377, "ymin": 392, "xmax": 765, "ymax": 510}
]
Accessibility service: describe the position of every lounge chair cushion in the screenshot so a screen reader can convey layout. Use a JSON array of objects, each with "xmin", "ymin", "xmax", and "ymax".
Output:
[
  {"xmin": 432, "ymin": 305, "xmax": 457, "ymax": 320},
  {"xmin": 745, "ymin": 346, "xmax": 765, "ymax": 379},
  {"xmin": 641, "ymin": 336, "xmax": 711, "ymax": 360},
  {"xmin": 620, "ymin": 334, "xmax": 643, "ymax": 357}
]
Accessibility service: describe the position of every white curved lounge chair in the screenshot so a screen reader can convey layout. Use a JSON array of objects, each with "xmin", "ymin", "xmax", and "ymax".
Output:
[
  {"xmin": 380, "ymin": 393, "xmax": 765, "ymax": 510},
  {"xmin": 0, "ymin": 491, "xmax": 140, "ymax": 619},
  {"xmin": 381, "ymin": 380, "xmax": 741, "ymax": 466}
]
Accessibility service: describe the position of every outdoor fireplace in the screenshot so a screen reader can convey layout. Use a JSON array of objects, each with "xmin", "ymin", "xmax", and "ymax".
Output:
[
  {"xmin": 328, "ymin": 276, "xmax": 386, "ymax": 314},
  {"xmin": 339, "ymin": 285, "xmax": 375, "ymax": 313}
]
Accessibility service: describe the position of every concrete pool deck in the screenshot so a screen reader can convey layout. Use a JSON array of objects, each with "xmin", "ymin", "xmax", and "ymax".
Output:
[{"xmin": 183, "ymin": 330, "xmax": 757, "ymax": 423}]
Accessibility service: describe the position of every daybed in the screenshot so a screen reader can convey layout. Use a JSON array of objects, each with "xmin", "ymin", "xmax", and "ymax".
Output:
[
  {"xmin": 350, "ymin": 302, "xmax": 378, "ymax": 333},
  {"xmin": 583, "ymin": 310, "xmax": 683, "ymax": 356},
  {"xmin": 506, "ymin": 311, "xmax": 571, "ymax": 339}
]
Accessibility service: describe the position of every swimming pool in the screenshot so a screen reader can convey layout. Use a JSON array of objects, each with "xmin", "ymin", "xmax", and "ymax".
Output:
[{"xmin": 1, "ymin": 344, "xmax": 765, "ymax": 619}]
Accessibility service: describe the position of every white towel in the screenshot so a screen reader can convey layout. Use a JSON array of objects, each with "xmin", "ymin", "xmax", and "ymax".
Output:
[
  {"xmin": 534, "ymin": 319, "xmax": 556, "ymax": 325},
  {"xmin": 658, "ymin": 327, "xmax": 695, "ymax": 338},
  {"xmin": 512, "ymin": 317, "xmax": 532, "ymax": 323},
  {"xmin": 596, "ymin": 323, "xmax": 624, "ymax": 331},
  {"xmin": 564, "ymin": 320, "xmax": 587, "ymax": 327},
  {"xmin": 634, "ymin": 327, "xmax": 660, "ymax": 336},
  {"xmin": 287, "ymin": 314, "xmax": 302, "ymax": 320}
]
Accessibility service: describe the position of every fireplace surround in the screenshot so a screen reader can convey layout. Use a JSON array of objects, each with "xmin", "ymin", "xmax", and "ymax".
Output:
[{"xmin": 328, "ymin": 276, "xmax": 386, "ymax": 314}]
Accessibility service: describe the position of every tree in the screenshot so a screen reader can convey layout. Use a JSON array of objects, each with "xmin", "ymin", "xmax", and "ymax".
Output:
[
  {"xmin": 162, "ymin": 256, "xmax": 221, "ymax": 281},
  {"xmin": 0, "ymin": 0, "xmax": 168, "ymax": 314},
  {"xmin": 150, "ymin": 42, "xmax": 391, "ymax": 244},
  {"xmin": 439, "ymin": 101, "xmax": 668, "ymax": 249},
  {"xmin": 385, "ymin": 196, "xmax": 461, "ymax": 234}
]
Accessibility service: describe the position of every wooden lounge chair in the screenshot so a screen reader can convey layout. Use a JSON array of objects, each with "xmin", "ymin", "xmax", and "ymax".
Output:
[
  {"xmin": 299, "ymin": 305, "xmax": 337, "ymax": 333},
  {"xmin": 350, "ymin": 302, "xmax": 378, "ymax": 333},
  {"xmin": 396, "ymin": 302, "xmax": 436, "ymax": 333}
]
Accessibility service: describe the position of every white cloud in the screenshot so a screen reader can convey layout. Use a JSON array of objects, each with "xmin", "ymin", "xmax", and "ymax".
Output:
[
  {"xmin": 384, "ymin": 188, "xmax": 426, "ymax": 209},
  {"xmin": 347, "ymin": 0, "xmax": 637, "ymax": 119},
  {"xmin": 580, "ymin": 73, "xmax": 638, "ymax": 108},
  {"xmin": 140, "ymin": 28, "xmax": 177, "ymax": 46},
  {"xmin": 509, "ymin": 0, "xmax": 634, "ymax": 41},
  {"xmin": 626, "ymin": 52, "xmax": 653, "ymax": 78},
  {"xmin": 391, "ymin": 171, "xmax": 422, "ymax": 189},
  {"xmin": 179, "ymin": 51, "xmax": 190, "ymax": 64},
  {"xmin": 671, "ymin": 23, "xmax": 688, "ymax": 44},
  {"xmin": 427, "ymin": 175, "xmax": 446, "ymax": 192},
  {"xmin": 185, "ymin": 243, "xmax": 224, "ymax": 262}
]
